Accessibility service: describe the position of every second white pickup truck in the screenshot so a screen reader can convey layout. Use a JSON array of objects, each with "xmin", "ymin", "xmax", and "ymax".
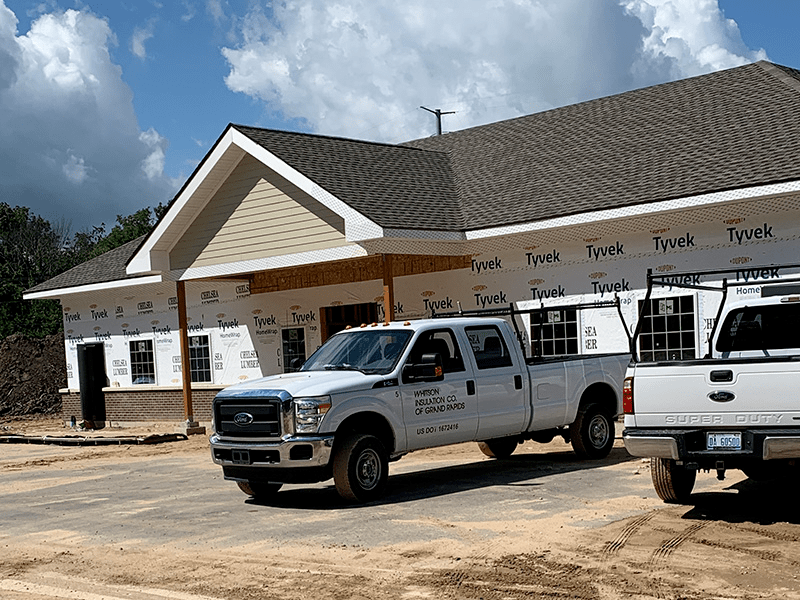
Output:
[
  {"xmin": 210, "ymin": 304, "xmax": 630, "ymax": 503},
  {"xmin": 623, "ymin": 264, "xmax": 800, "ymax": 503}
]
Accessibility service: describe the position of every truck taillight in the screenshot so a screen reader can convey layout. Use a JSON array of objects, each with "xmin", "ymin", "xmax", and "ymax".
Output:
[{"xmin": 622, "ymin": 377, "xmax": 633, "ymax": 414}]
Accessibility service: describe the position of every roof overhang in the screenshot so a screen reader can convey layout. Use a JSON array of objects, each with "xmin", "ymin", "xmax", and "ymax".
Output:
[
  {"xmin": 23, "ymin": 274, "xmax": 164, "ymax": 300},
  {"xmin": 126, "ymin": 125, "xmax": 384, "ymax": 276},
  {"xmin": 361, "ymin": 179, "xmax": 800, "ymax": 255}
]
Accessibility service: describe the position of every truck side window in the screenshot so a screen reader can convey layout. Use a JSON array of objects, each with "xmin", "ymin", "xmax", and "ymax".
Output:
[
  {"xmin": 408, "ymin": 329, "xmax": 465, "ymax": 373},
  {"xmin": 465, "ymin": 325, "xmax": 514, "ymax": 369}
]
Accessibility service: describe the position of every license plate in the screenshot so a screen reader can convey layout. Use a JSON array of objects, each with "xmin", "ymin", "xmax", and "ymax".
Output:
[
  {"xmin": 231, "ymin": 449, "xmax": 251, "ymax": 464},
  {"xmin": 706, "ymin": 432, "xmax": 742, "ymax": 451}
]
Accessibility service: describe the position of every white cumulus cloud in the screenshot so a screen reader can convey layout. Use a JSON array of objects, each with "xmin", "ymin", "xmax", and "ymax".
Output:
[
  {"xmin": 221, "ymin": 0, "xmax": 768, "ymax": 143},
  {"xmin": 0, "ymin": 2, "xmax": 177, "ymax": 231},
  {"xmin": 131, "ymin": 19, "xmax": 156, "ymax": 59}
]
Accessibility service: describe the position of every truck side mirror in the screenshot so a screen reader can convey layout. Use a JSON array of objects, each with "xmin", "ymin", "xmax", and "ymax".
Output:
[
  {"xmin": 288, "ymin": 357, "xmax": 305, "ymax": 371},
  {"xmin": 402, "ymin": 353, "xmax": 444, "ymax": 383}
]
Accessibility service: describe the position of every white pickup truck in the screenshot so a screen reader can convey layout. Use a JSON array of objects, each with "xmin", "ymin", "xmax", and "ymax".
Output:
[
  {"xmin": 210, "ymin": 303, "xmax": 630, "ymax": 503},
  {"xmin": 623, "ymin": 265, "xmax": 800, "ymax": 503}
]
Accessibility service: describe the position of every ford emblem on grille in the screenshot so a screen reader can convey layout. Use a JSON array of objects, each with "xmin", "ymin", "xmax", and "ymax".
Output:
[{"xmin": 233, "ymin": 412, "xmax": 255, "ymax": 426}]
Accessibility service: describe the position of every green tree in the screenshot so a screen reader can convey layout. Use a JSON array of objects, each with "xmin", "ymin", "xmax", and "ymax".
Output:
[
  {"xmin": 0, "ymin": 202, "xmax": 167, "ymax": 339},
  {"xmin": 0, "ymin": 204, "xmax": 70, "ymax": 338}
]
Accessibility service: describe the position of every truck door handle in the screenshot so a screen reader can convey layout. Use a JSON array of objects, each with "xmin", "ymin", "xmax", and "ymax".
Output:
[
  {"xmin": 710, "ymin": 370, "xmax": 733, "ymax": 383},
  {"xmin": 514, "ymin": 375, "xmax": 523, "ymax": 390},
  {"xmin": 466, "ymin": 380, "xmax": 476, "ymax": 395}
]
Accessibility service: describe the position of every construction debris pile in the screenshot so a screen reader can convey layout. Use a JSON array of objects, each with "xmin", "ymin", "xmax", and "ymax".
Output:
[{"xmin": 0, "ymin": 334, "xmax": 65, "ymax": 416}]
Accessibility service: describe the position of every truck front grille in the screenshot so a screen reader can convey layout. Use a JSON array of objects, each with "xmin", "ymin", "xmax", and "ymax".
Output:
[{"xmin": 215, "ymin": 398, "xmax": 283, "ymax": 437}]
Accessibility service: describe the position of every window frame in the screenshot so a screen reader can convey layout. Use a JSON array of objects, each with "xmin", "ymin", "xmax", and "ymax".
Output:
[
  {"xmin": 188, "ymin": 334, "xmax": 212, "ymax": 383},
  {"xmin": 637, "ymin": 294, "xmax": 697, "ymax": 361},
  {"xmin": 282, "ymin": 327, "xmax": 307, "ymax": 373},
  {"xmin": 129, "ymin": 339, "xmax": 156, "ymax": 385},
  {"xmin": 530, "ymin": 308, "xmax": 579, "ymax": 358}
]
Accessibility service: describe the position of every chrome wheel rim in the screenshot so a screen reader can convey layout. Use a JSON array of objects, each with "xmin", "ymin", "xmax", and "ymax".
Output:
[{"xmin": 588, "ymin": 414, "xmax": 610, "ymax": 448}]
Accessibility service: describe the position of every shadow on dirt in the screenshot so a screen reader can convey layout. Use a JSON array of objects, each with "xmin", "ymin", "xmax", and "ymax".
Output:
[
  {"xmin": 681, "ymin": 477, "xmax": 800, "ymax": 526},
  {"xmin": 246, "ymin": 446, "xmax": 637, "ymax": 509}
]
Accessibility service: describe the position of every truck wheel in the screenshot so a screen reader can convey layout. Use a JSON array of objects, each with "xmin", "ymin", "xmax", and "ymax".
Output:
[
  {"xmin": 570, "ymin": 403, "xmax": 615, "ymax": 459},
  {"xmin": 651, "ymin": 457, "xmax": 696, "ymax": 503},
  {"xmin": 333, "ymin": 434, "xmax": 388, "ymax": 503},
  {"xmin": 237, "ymin": 481, "xmax": 282, "ymax": 498},
  {"xmin": 478, "ymin": 437, "xmax": 518, "ymax": 459}
]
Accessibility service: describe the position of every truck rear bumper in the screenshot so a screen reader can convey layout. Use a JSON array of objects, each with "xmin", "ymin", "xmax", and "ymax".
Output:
[
  {"xmin": 210, "ymin": 433, "xmax": 335, "ymax": 476},
  {"xmin": 623, "ymin": 428, "xmax": 800, "ymax": 462},
  {"xmin": 621, "ymin": 434, "xmax": 679, "ymax": 460}
]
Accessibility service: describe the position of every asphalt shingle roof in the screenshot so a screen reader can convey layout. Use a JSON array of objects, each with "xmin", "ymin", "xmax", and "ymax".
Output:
[
  {"xmin": 26, "ymin": 236, "xmax": 149, "ymax": 294},
  {"xmin": 233, "ymin": 125, "xmax": 462, "ymax": 230},
  {"xmin": 400, "ymin": 61, "xmax": 800, "ymax": 230},
  {"xmin": 26, "ymin": 61, "xmax": 800, "ymax": 294}
]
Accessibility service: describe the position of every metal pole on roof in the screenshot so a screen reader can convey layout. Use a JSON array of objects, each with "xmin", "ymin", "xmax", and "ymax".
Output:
[{"xmin": 420, "ymin": 106, "xmax": 455, "ymax": 135}]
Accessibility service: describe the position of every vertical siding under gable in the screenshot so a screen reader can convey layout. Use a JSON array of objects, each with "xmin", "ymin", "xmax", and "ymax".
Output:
[{"xmin": 170, "ymin": 155, "xmax": 352, "ymax": 270}]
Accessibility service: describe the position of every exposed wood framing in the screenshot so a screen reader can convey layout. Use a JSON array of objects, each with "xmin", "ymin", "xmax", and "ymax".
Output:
[
  {"xmin": 176, "ymin": 280, "xmax": 194, "ymax": 423},
  {"xmin": 250, "ymin": 254, "xmax": 470, "ymax": 294},
  {"xmin": 382, "ymin": 254, "xmax": 395, "ymax": 323}
]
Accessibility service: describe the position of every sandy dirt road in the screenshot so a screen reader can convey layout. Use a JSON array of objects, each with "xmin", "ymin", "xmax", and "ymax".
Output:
[{"xmin": 1, "ymin": 417, "xmax": 799, "ymax": 600}]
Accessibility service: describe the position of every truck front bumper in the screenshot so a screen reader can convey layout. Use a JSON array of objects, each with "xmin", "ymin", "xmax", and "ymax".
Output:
[
  {"xmin": 623, "ymin": 428, "xmax": 800, "ymax": 463},
  {"xmin": 210, "ymin": 433, "xmax": 336, "ymax": 484}
]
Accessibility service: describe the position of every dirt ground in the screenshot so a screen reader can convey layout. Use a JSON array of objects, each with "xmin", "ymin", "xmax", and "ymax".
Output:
[{"xmin": 2, "ymin": 417, "xmax": 800, "ymax": 600}]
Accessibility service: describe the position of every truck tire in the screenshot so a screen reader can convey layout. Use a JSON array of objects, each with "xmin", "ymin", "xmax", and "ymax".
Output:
[
  {"xmin": 478, "ymin": 437, "xmax": 518, "ymax": 459},
  {"xmin": 333, "ymin": 434, "xmax": 388, "ymax": 503},
  {"xmin": 237, "ymin": 480, "xmax": 282, "ymax": 498},
  {"xmin": 651, "ymin": 457, "xmax": 696, "ymax": 503},
  {"xmin": 570, "ymin": 403, "xmax": 615, "ymax": 459}
]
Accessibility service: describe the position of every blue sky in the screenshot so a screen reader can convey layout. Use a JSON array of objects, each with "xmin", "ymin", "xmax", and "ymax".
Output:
[{"xmin": 0, "ymin": 0, "xmax": 796, "ymax": 233}]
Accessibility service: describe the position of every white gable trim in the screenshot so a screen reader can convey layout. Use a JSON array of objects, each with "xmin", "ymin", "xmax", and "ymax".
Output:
[
  {"xmin": 232, "ymin": 131, "xmax": 383, "ymax": 242},
  {"xmin": 23, "ymin": 275, "xmax": 164, "ymax": 300},
  {"xmin": 177, "ymin": 244, "xmax": 369, "ymax": 281},
  {"xmin": 127, "ymin": 127, "xmax": 383, "ymax": 276}
]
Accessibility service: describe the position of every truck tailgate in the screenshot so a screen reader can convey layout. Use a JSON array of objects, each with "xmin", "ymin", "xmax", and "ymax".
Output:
[{"xmin": 630, "ymin": 359, "xmax": 800, "ymax": 428}]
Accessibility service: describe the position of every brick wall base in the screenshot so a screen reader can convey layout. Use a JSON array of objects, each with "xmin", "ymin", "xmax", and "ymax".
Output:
[{"xmin": 61, "ymin": 386, "xmax": 223, "ymax": 426}]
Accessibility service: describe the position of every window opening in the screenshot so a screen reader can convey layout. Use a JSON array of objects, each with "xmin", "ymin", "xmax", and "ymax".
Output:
[
  {"xmin": 530, "ymin": 308, "xmax": 578, "ymax": 358},
  {"xmin": 129, "ymin": 339, "xmax": 156, "ymax": 384},
  {"xmin": 189, "ymin": 335, "xmax": 212, "ymax": 382},
  {"xmin": 638, "ymin": 295, "xmax": 696, "ymax": 361},
  {"xmin": 282, "ymin": 327, "xmax": 306, "ymax": 373}
]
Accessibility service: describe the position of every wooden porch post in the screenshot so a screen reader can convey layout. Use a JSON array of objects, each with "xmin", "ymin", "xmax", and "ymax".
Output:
[
  {"xmin": 382, "ymin": 254, "xmax": 395, "ymax": 323},
  {"xmin": 177, "ymin": 280, "xmax": 204, "ymax": 434}
]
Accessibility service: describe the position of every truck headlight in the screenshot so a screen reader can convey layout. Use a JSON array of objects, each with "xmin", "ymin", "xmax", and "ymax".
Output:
[{"xmin": 294, "ymin": 396, "xmax": 331, "ymax": 434}]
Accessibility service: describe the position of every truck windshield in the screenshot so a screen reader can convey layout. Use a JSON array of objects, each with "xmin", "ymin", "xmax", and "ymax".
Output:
[{"xmin": 301, "ymin": 330, "xmax": 413, "ymax": 374}]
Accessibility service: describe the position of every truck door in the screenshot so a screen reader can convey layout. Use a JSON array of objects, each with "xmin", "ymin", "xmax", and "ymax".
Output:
[
  {"xmin": 401, "ymin": 328, "xmax": 478, "ymax": 450},
  {"xmin": 463, "ymin": 324, "xmax": 529, "ymax": 440}
]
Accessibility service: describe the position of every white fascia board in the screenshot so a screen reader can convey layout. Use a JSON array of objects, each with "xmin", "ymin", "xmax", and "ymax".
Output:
[
  {"xmin": 465, "ymin": 180, "xmax": 800, "ymax": 240},
  {"xmin": 126, "ymin": 129, "xmax": 245, "ymax": 276},
  {"xmin": 178, "ymin": 244, "xmax": 368, "ymax": 281},
  {"xmin": 23, "ymin": 275, "xmax": 163, "ymax": 300},
  {"xmin": 231, "ymin": 130, "xmax": 384, "ymax": 242}
]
